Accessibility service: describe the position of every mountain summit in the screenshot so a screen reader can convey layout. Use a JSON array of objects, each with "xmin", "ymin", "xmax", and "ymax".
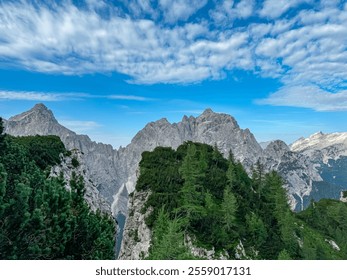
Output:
[{"xmin": 6, "ymin": 103, "xmax": 65, "ymax": 137}]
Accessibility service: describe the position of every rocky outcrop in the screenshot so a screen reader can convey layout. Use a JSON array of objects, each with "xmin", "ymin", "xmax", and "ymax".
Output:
[
  {"xmin": 120, "ymin": 109, "xmax": 263, "ymax": 198},
  {"xmin": 263, "ymin": 140, "xmax": 323, "ymax": 210},
  {"xmin": 118, "ymin": 190, "xmax": 152, "ymax": 260},
  {"xmin": 4, "ymin": 103, "xmax": 123, "ymax": 213},
  {"xmin": 290, "ymin": 132, "xmax": 347, "ymax": 208},
  {"xmin": 50, "ymin": 149, "xmax": 110, "ymax": 213},
  {"xmin": 291, "ymin": 131, "xmax": 347, "ymax": 163},
  {"xmin": 185, "ymin": 235, "xmax": 229, "ymax": 260}
]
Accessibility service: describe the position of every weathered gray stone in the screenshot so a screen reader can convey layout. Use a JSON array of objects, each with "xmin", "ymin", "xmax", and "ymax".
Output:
[{"xmin": 118, "ymin": 190, "xmax": 152, "ymax": 260}]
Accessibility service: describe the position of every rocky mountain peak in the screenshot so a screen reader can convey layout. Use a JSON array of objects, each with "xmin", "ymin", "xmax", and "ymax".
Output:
[
  {"xmin": 264, "ymin": 140, "xmax": 290, "ymax": 160},
  {"xmin": 33, "ymin": 103, "xmax": 49, "ymax": 112},
  {"xmin": 10, "ymin": 103, "xmax": 56, "ymax": 123},
  {"xmin": 202, "ymin": 108, "xmax": 214, "ymax": 115},
  {"xmin": 5, "ymin": 103, "xmax": 66, "ymax": 137},
  {"xmin": 196, "ymin": 109, "xmax": 239, "ymax": 129},
  {"xmin": 155, "ymin": 118, "xmax": 170, "ymax": 126},
  {"xmin": 312, "ymin": 131, "xmax": 324, "ymax": 137},
  {"xmin": 291, "ymin": 131, "xmax": 347, "ymax": 153},
  {"xmin": 266, "ymin": 140, "xmax": 290, "ymax": 152}
]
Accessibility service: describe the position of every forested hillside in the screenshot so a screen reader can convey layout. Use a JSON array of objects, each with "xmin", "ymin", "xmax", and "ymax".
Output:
[
  {"xmin": 135, "ymin": 142, "xmax": 347, "ymax": 260},
  {"xmin": 0, "ymin": 118, "xmax": 116, "ymax": 259}
]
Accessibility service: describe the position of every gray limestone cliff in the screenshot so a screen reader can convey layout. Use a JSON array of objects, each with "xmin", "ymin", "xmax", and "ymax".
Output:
[
  {"xmin": 4, "ymin": 104, "xmax": 123, "ymax": 214},
  {"xmin": 50, "ymin": 149, "xmax": 110, "ymax": 213},
  {"xmin": 117, "ymin": 190, "xmax": 152, "ymax": 260},
  {"xmin": 290, "ymin": 132, "xmax": 347, "ymax": 208},
  {"xmin": 263, "ymin": 140, "xmax": 322, "ymax": 210},
  {"xmin": 118, "ymin": 109, "xmax": 263, "ymax": 203}
]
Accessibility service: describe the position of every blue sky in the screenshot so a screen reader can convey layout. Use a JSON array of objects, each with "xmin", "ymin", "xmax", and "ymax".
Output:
[{"xmin": 0, "ymin": 0, "xmax": 347, "ymax": 148}]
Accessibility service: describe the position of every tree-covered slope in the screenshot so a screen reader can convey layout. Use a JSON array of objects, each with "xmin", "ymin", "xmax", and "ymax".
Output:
[
  {"xmin": 132, "ymin": 141, "xmax": 347, "ymax": 260},
  {"xmin": 0, "ymin": 118, "xmax": 116, "ymax": 259}
]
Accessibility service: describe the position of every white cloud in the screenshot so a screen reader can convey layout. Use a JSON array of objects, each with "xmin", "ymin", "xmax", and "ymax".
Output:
[
  {"xmin": 0, "ymin": 90, "xmax": 152, "ymax": 102},
  {"xmin": 122, "ymin": 0, "xmax": 158, "ymax": 19},
  {"xmin": 235, "ymin": 0, "xmax": 256, "ymax": 18},
  {"xmin": 259, "ymin": 0, "xmax": 312, "ymax": 19},
  {"xmin": 0, "ymin": 90, "xmax": 85, "ymax": 101},
  {"xmin": 159, "ymin": 0, "xmax": 208, "ymax": 23},
  {"xmin": 107, "ymin": 95, "xmax": 152, "ymax": 101},
  {"xmin": 255, "ymin": 18, "xmax": 347, "ymax": 88},
  {"xmin": 256, "ymin": 85, "xmax": 347, "ymax": 111},
  {"xmin": 85, "ymin": 0, "xmax": 107, "ymax": 9},
  {"xmin": 210, "ymin": 0, "xmax": 255, "ymax": 24}
]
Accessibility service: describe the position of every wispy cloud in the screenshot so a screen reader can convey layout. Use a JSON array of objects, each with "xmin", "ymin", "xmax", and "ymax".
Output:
[
  {"xmin": 159, "ymin": 0, "xmax": 208, "ymax": 23},
  {"xmin": 211, "ymin": 0, "xmax": 255, "ymax": 24},
  {"xmin": 107, "ymin": 95, "xmax": 153, "ymax": 101},
  {"xmin": 0, "ymin": 90, "xmax": 86, "ymax": 101},
  {"xmin": 0, "ymin": 89, "xmax": 153, "ymax": 102},
  {"xmin": 259, "ymin": 0, "xmax": 312, "ymax": 19},
  {"xmin": 256, "ymin": 85, "xmax": 347, "ymax": 111}
]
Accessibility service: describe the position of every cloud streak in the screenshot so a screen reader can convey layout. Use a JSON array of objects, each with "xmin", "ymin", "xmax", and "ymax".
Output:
[
  {"xmin": 0, "ymin": 90, "xmax": 152, "ymax": 102},
  {"xmin": 0, "ymin": 90, "xmax": 85, "ymax": 101},
  {"xmin": 256, "ymin": 85, "xmax": 347, "ymax": 111},
  {"xmin": 107, "ymin": 95, "xmax": 153, "ymax": 101}
]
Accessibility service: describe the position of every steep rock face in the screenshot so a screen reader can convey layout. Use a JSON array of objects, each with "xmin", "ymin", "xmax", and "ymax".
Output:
[
  {"xmin": 290, "ymin": 132, "xmax": 347, "ymax": 207},
  {"xmin": 118, "ymin": 190, "xmax": 152, "ymax": 260},
  {"xmin": 119, "ymin": 109, "xmax": 263, "ymax": 199},
  {"xmin": 118, "ymin": 189, "xmax": 229, "ymax": 260},
  {"xmin": 50, "ymin": 149, "xmax": 110, "ymax": 213},
  {"xmin": 263, "ymin": 140, "xmax": 322, "ymax": 210},
  {"xmin": 291, "ymin": 132, "xmax": 347, "ymax": 163},
  {"xmin": 4, "ymin": 104, "xmax": 123, "ymax": 210}
]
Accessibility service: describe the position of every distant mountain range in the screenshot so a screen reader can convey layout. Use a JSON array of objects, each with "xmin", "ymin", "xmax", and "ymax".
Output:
[{"xmin": 3, "ymin": 104, "xmax": 347, "ymax": 217}]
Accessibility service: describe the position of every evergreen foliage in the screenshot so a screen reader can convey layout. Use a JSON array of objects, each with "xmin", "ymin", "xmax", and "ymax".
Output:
[
  {"xmin": 0, "ymin": 120, "xmax": 116, "ymax": 259},
  {"xmin": 136, "ymin": 141, "xmax": 347, "ymax": 260},
  {"xmin": 147, "ymin": 207, "xmax": 197, "ymax": 260},
  {"xmin": 11, "ymin": 135, "xmax": 66, "ymax": 170}
]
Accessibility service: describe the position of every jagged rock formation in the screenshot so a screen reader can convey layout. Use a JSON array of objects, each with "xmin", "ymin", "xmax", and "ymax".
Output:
[
  {"xmin": 262, "ymin": 140, "xmax": 322, "ymax": 210},
  {"xmin": 291, "ymin": 132, "xmax": 347, "ymax": 163},
  {"xmin": 118, "ymin": 190, "xmax": 152, "ymax": 260},
  {"xmin": 4, "ymin": 104, "xmax": 347, "ymax": 216},
  {"xmin": 50, "ymin": 149, "xmax": 110, "ymax": 213},
  {"xmin": 119, "ymin": 108, "xmax": 263, "ymax": 200},
  {"xmin": 4, "ymin": 104, "xmax": 124, "ymax": 213},
  {"xmin": 290, "ymin": 132, "xmax": 347, "ymax": 208}
]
